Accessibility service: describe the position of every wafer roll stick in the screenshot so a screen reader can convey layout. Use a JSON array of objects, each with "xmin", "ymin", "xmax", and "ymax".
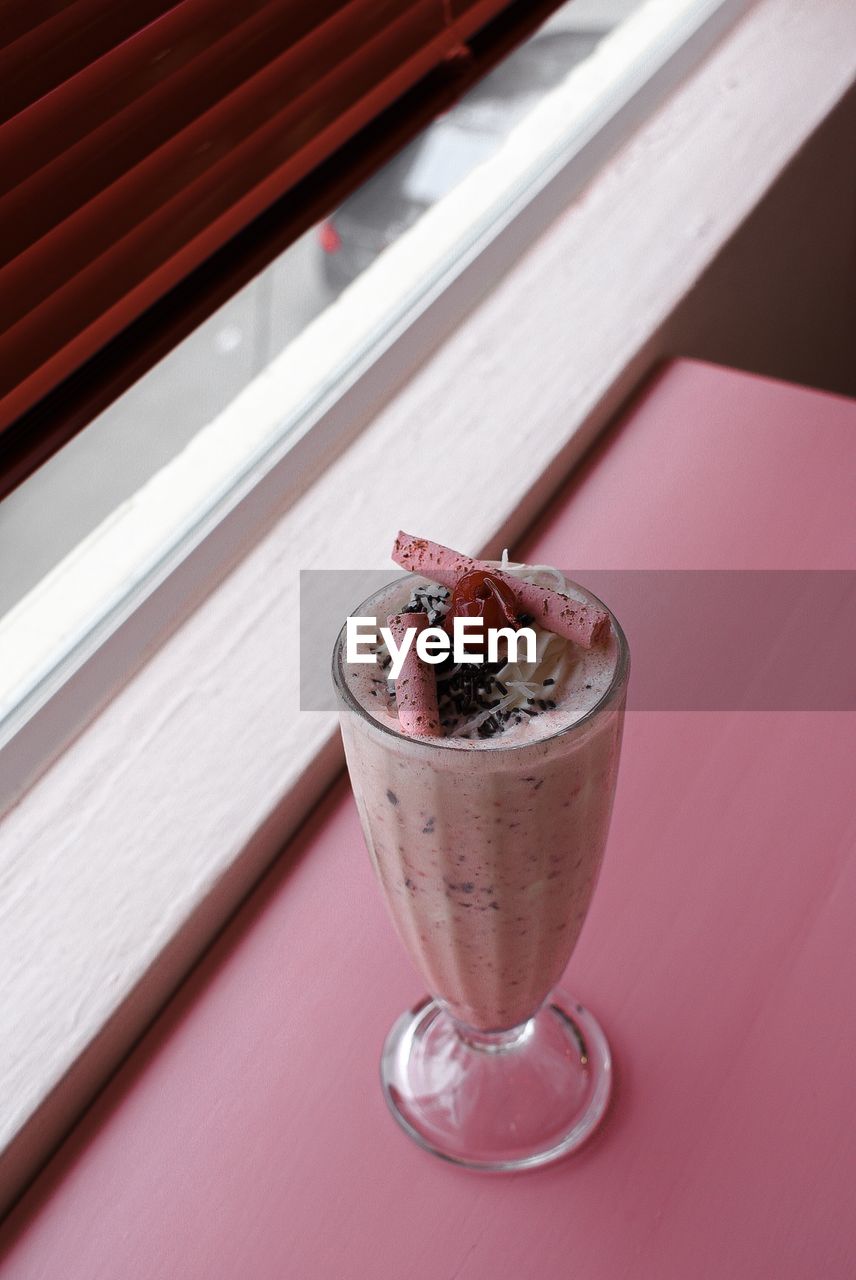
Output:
[
  {"xmin": 391, "ymin": 532, "xmax": 609, "ymax": 649},
  {"xmin": 387, "ymin": 613, "xmax": 441, "ymax": 737}
]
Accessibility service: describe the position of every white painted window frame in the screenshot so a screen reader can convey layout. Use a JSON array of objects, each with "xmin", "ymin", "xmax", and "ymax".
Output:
[{"xmin": 2, "ymin": 0, "xmax": 854, "ymax": 1218}]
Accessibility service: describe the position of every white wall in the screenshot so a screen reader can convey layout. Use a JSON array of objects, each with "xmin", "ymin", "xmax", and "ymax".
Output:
[{"xmin": 667, "ymin": 83, "xmax": 856, "ymax": 399}]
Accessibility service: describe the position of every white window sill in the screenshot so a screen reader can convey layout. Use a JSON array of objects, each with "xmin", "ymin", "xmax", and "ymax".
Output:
[{"xmin": 1, "ymin": 0, "xmax": 854, "ymax": 1216}]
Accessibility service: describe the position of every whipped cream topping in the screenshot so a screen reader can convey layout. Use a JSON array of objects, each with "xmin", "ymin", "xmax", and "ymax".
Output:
[{"xmin": 366, "ymin": 556, "xmax": 609, "ymax": 742}]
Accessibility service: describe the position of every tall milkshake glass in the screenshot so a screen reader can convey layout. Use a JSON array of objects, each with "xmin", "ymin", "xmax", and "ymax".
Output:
[{"xmin": 333, "ymin": 575, "xmax": 629, "ymax": 1170}]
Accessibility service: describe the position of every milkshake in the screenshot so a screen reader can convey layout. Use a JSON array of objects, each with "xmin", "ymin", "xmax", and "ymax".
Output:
[{"xmin": 332, "ymin": 534, "xmax": 629, "ymax": 1169}]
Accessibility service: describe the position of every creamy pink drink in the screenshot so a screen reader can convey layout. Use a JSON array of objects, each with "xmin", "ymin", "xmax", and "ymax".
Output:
[{"xmin": 333, "ymin": 571, "xmax": 628, "ymax": 1034}]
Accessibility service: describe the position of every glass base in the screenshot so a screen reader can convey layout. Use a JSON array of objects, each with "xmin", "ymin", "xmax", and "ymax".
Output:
[{"xmin": 380, "ymin": 990, "xmax": 611, "ymax": 1171}]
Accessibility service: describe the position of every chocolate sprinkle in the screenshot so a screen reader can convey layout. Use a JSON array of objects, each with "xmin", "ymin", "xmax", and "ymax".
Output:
[{"xmin": 402, "ymin": 584, "xmax": 450, "ymax": 627}]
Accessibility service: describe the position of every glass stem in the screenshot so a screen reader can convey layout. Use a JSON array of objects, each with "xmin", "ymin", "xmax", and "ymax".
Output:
[{"xmin": 455, "ymin": 1019, "xmax": 534, "ymax": 1053}]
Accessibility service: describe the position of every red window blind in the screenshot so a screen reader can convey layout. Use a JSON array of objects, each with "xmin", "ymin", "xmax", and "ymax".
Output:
[{"xmin": 0, "ymin": 0, "xmax": 563, "ymax": 492}]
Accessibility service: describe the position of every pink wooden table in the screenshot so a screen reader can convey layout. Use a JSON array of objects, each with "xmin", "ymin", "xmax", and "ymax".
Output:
[{"xmin": 2, "ymin": 360, "xmax": 855, "ymax": 1278}]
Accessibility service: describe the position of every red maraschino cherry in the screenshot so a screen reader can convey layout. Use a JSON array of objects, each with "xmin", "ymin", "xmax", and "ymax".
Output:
[{"xmin": 443, "ymin": 569, "xmax": 520, "ymax": 635}]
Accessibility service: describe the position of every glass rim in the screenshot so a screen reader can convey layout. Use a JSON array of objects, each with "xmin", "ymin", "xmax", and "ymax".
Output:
[{"xmin": 331, "ymin": 571, "xmax": 630, "ymax": 753}]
